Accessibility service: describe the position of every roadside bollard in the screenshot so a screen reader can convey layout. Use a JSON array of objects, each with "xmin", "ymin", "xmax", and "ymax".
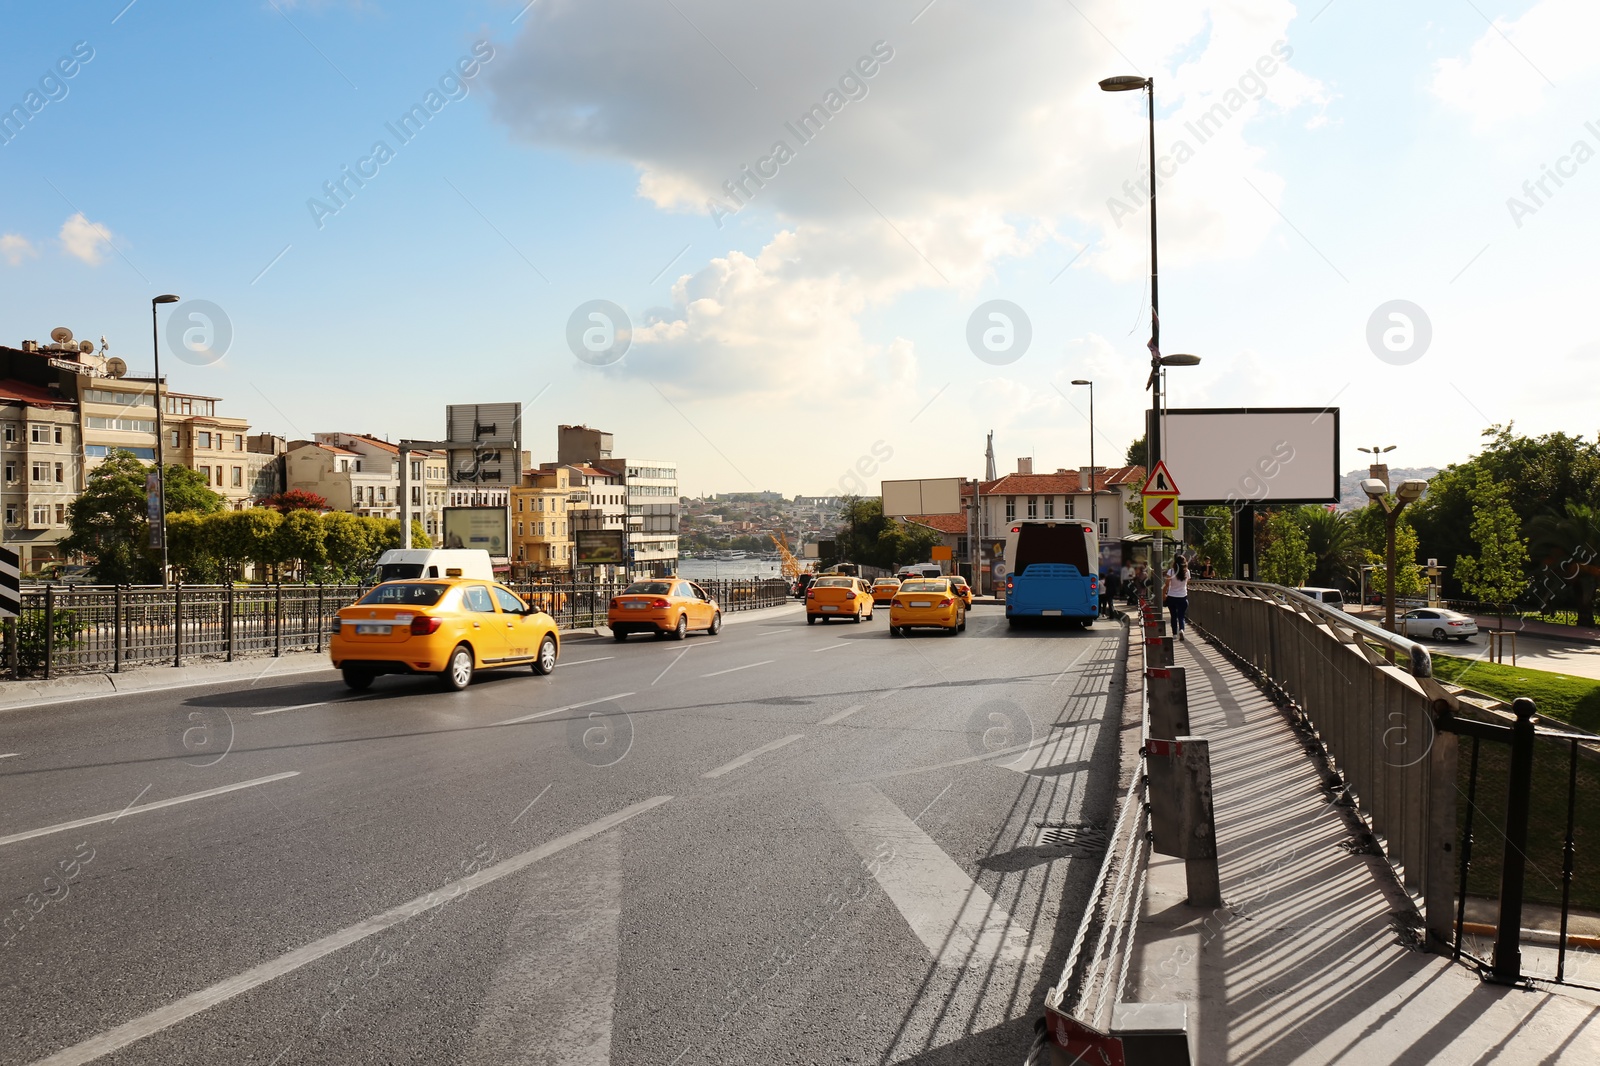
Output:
[
  {"xmin": 1144, "ymin": 736, "xmax": 1221, "ymax": 906},
  {"xmin": 1147, "ymin": 667, "xmax": 1189, "ymax": 740},
  {"xmin": 1145, "ymin": 634, "xmax": 1173, "ymax": 667}
]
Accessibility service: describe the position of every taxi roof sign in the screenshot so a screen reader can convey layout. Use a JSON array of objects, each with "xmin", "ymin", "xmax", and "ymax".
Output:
[{"xmin": 1141, "ymin": 460, "xmax": 1180, "ymax": 496}]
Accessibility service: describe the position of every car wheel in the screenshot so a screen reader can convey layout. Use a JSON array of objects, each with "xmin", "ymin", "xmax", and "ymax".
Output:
[
  {"xmin": 807, "ymin": 615, "xmax": 816, "ymax": 625},
  {"xmin": 673, "ymin": 614, "xmax": 689, "ymax": 641},
  {"xmin": 852, "ymin": 607, "xmax": 863, "ymax": 624},
  {"xmin": 441, "ymin": 645, "xmax": 474, "ymax": 691},
  {"xmin": 612, "ymin": 629, "xmax": 629, "ymax": 642},
  {"xmin": 532, "ymin": 634, "xmax": 557, "ymax": 675},
  {"xmin": 959, "ymin": 611, "xmax": 967, "ymax": 632},
  {"xmin": 708, "ymin": 611, "xmax": 722, "ymax": 635},
  {"xmin": 1432, "ymin": 628, "xmax": 1446, "ymax": 641},
  {"xmin": 341, "ymin": 666, "xmax": 374, "ymax": 692}
]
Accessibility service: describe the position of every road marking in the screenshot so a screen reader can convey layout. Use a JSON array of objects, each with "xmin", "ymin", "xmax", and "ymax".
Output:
[
  {"xmin": 812, "ymin": 641, "xmax": 855, "ymax": 652},
  {"xmin": 0, "ymin": 753, "xmax": 20, "ymax": 759},
  {"xmin": 29, "ymin": 796, "xmax": 671, "ymax": 1066},
  {"xmin": 818, "ymin": 704, "xmax": 865, "ymax": 725},
  {"xmin": 822, "ymin": 783, "xmax": 1042, "ymax": 970},
  {"xmin": 461, "ymin": 831, "xmax": 623, "ymax": 1065},
  {"xmin": 700, "ymin": 660, "xmax": 773, "ymax": 678},
  {"xmin": 652, "ymin": 650, "xmax": 688, "ymax": 686},
  {"xmin": 561, "ymin": 656, "xmax": 615, "ymax": 666},
  {"xmin": 701, "ymin": 734, "xmax": 804, "ymax": 778},
  {"xmin": 254, "ymin": 696, "xmax": 370, "ymax": 717},
  {"xmin": 495, "ymin": 693, "xmax": 635, "ymax": 726},
  {"xmin": 510, "ymin": 783, "xmax": 553, "ymax": 826},
  {"xmin": 0, "ymin": 773, "xmax": 300, "ymax": 849}
]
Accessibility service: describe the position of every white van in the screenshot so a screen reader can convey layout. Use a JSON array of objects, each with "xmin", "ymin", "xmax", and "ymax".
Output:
[
  {"xmin": 897, "ymin": 564, "xmax": 944, "ymax": 580},
  {"xmin": 372, "ymin": 549, "xmax": 494, "ymax": 583},
  {"xmin": 1293, "ymin": 586, "xmax": 1346, "ymax": 612}
]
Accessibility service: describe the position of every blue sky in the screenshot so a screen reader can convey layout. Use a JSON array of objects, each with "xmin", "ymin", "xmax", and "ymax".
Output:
[{"xmin": 3, "ymin": 1, "xmax": 1596, "ymax": 498}]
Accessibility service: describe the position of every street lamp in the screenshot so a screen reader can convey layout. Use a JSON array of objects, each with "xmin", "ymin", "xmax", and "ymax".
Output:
[
  {"xmin": 1363, "ymin": 477, "xmax": 1428, "ymax": 637},
  {"xmin": 1071, "ymin": 380, "xmax": 1096, "ymax": 537},
  {"xmin": 151, "ymin": 294, "xmax": 180, "ymax": 586}
]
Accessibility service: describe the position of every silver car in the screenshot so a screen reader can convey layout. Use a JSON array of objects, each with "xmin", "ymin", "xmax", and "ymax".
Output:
[{"xmin": 1400, "ymin": 608, "xmax": 1478, "ymax": 642}]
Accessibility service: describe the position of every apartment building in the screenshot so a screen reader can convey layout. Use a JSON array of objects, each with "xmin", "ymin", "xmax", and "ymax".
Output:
[
  {"xmin": 401, "ymin": 450, "xmax": 448, "ymax": 540},
  {"xmin": 285, "ymin": 441, "xmax": 398, "ymax": 518},
  {"xmin": 606, "ymin": 458, "xmax": 679, "ymax": 578},
  {"xmin": 510, "ymin": 465, "xmax": 590, "ymax": 574},
  {"xmin": 0, "ymin": 379, "xmax": 81, "ymax": 571},
  {"xmin": 972, "ymin": 459, "xmax": 1146, "ymax": 590},
  {"xmin": 164, "ymin": 391, "xmax": 254, "ymax": 507}
]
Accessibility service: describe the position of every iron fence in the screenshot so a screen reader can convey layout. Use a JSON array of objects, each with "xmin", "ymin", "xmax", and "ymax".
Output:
[{"xmin": 4, "ymin": 577, "xmax": 792, "ymax": 680}]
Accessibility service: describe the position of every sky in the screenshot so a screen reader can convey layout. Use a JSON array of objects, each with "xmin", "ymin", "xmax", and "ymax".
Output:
[{"xmin": 2, "ymin": 0, "xmax": 1597, "ymax": 499}]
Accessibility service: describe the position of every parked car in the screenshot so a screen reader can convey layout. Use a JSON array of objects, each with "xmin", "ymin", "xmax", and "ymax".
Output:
[
  {"xmin": 609, "ymin": 579, "xmax": 722, "ymax": 641},
  {"xmin": 1400, "ymin": 608, "xmax": 1478, "ymax": 642},
  {"xmin": 331, "ymin": 578, "xmax": 559, "ymax": 691},
  {"xmin": 806, "ymin": 576, "xmax": 874, "ymax": 624}
]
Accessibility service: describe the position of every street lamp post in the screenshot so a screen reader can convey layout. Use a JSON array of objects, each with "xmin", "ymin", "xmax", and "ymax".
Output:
[
  {"xmin": 151, "ymin": 294, "xmax": 181, "ymax": 586},
  {"xmin": 1362, "ymin": 477, "xmax": 1428, "ymax": 636},
  {"xmin": 1071, "ymin": 379, "xmax": 1095, "ymax": 537}
]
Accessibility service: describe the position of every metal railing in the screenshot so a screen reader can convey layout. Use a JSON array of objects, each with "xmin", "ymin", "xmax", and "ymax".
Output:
[
  {"xmin": 1188, "ymin": 579, "xmax": 1462, "ymax": 952},
  {"xmin": 4, "ymin": 577, "xmax": 793, "ymax": 679}
]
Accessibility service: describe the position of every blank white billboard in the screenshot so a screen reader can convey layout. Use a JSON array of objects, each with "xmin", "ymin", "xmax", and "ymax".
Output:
[
  {"xmin": 881, "ymin": 477, "xmax": 964, "ymax": 517},
  {"xmin": 1159, "ymin": 408, "xmax": 1339, "ymax": 505}
]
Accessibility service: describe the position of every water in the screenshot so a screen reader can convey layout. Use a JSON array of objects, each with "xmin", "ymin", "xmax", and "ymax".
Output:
[{"xmin": 676, "ymin": 559, "xmax": 786, "ymax": 581}]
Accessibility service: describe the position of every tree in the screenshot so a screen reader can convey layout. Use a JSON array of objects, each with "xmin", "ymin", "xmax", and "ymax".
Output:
[
  {"xmin": 162, "ymin": 465, "xmax": 226, "ymax": 515},
  {"xmin": 60, "ymin": 451, "xmax": 158, "ymax": 584},
  {"xmin": 257, "ymin": 489, "xmax": 330, "ymax": 512},
  {"xmin": 1455, "ymin": 469, "xmax": 1530, "ymax": 629},
  {"xmin": 1258, "ymin": 509, "xmax": 1313, "ymax": 586},
  {"xmin": 1125, "ymin": 433, "xmax": 1147, "ymax": 469},
  {"xmin": 1301, "ymin": 507, "xmax": 1359, "ymax": 590},
  {"xmin": 833, "ymin": 498, "xmax": 940, "ymax": 571},
  {"xmin": 1182, "ymin": 505, "xmax": 1233, "ymax": 577},
  {"xmin": 215, "ymin": 508, "xmax": 283, "ymax": 582},
  {"xmin": 167, "ymin": 511, "xmax": 223, "ymax": 584},
  {"xmin": 322, "ymin": 511, "xmax": 376, "ymax": 582},
  {"xmin": 1351, "ymin": 499, "xmax": 1425, "ymax": 599},
  {"xmin": 1529, "ymin": 503, "xmax": 1600, "ymax": 627},
  {"xmin": 275, "ymin": 509, "xmax": 328, "ymax": 579}
]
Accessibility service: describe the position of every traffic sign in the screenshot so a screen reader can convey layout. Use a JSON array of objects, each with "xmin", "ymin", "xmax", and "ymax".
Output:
[
  {"xmin": 0, "ymin": 547, "xmax": 19, "ymax": 620},
  {"xmin": 1144, "ymin": 494, "xmax": 1179, "ymax": 531},
  {"xmin": 1141, "ymin": 460, "xmax": 1180, "ymax": 496}
]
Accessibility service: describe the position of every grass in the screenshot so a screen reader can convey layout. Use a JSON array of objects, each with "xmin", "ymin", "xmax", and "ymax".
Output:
[{"xmin": 1431, "ymin": 654, "xmax": 1600, "ymax": 734}]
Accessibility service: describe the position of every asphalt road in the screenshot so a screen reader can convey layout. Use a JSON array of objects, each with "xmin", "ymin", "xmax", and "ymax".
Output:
[{"xmin": 1, "ymin": 603, "xmax": 1126, "ymax": 1066}]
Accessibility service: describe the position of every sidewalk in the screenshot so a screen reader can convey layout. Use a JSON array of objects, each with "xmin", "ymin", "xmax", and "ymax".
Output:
[{"xmin": 1122, "ymin": 630, "xmax": 1600, "ymax": 1064}]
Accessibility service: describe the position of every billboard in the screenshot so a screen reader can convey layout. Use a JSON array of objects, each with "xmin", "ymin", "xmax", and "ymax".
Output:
[
  {"xmin": 446, "ymin": 403, "xmax": 522, "ymax": 490},
  {"xmin": 442, "ymin": 506, "xmax": 508, "ymax": 556},
  {"xmin": 881, "ymin": 477, "xmax": 963, "ymax": 517},
  {"xmin": 1156, "ymin": 407, "xmax": 1339, "ymax": 506},
  {"xmin": 575, "ymin": 529, "xmax": 626, "ymax": 566}
]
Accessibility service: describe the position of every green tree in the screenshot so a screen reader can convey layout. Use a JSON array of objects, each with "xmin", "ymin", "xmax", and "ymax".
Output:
[
  {"xmin": 1258, "ymin": 509, "xmax": 1314, "ymax": 586},
  {"xmin": 1182, "ymin": 505, "xmax": 1233, "ymax": 577},
  {"xmin": 1529, "ymin": 503, "xmax": 1600, "ymax": 627},
  {"xmin": 1301, "ymin": 507, "xmax": 1359, "ymax": 589},
  {"xmin": 212, "ymin": 508, "xmax": 282, "ymax": 582},
  {"xmin": 1455, "ymin": 469, "xmax": 1530, "ymax": 628},
  {"xmin": 275, "ymin": 509, "xmax": 328, "ymax": 579},
  {"xmin": 60, "ymin": 451, "xmax": 157, "ymax": 584},
  {"xmin": 167, "ymin": 511, "xmax": 223, "ymax": 584},
  {"xmin": 162, "ymin": 465, "xmax": 227, "ymax": 515},
  {"xmin": 1351, "ymin": 500, "xmax": 1425, "ymax": 598},
  {"xmin": 1125, "ymin": 433, "xmax": 1147, "ymax": 468},
  {"xmin": 322, "ymin": 511, "xmax": 375, "ymax": 582},
  {"xmin": 833, "ymin": 498, "xmax": 939, "ymax": 571}
]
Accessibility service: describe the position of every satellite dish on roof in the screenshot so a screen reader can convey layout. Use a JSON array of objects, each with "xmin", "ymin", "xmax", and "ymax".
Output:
[
  {"xmin": 105, "ymin": 357, "xmax": 127, "ymax": 378},
  {"xmin": 78, "ymin": 340, "xmax": 94, "ymax": 353},
  {"xmin": 50, "ymin": 326, "xmax": 74, "ymax": 344}
]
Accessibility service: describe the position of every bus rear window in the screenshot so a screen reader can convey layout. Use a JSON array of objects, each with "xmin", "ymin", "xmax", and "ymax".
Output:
[{"xmin": 1014, "ymin": 524, "xmax": 1091, "ymax": 575}]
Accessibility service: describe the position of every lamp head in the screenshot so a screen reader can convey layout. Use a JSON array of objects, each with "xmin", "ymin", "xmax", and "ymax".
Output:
[
  {"xmin": 153, "ymin": 294, "xmax": 181, "ymax": 305},
  {"xmin": 1360, "ymin": 478, "xmax": 1389, "ymax": 500},
  {"xmin": 1395, "ymin": 478, "xmax": 1428, "ymax": 503},
  {"xmin": 1071, "ymin": 379, "xmax": 1091, "ymax": 386},
  {"xmin": 1160, "ymin": 353, "xmax": 1202, "ymax": 367},
  {"xmin": 1099, "ymin": 75, "xmax": 1149, "ymax": 92}
]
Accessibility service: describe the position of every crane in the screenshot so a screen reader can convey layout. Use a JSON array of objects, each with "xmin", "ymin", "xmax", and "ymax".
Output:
[{"xmin": 769, "ymin": 530, "xmax": 803, "ymax": 580}]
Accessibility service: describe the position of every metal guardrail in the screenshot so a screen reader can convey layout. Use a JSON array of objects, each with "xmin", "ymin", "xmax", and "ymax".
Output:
[
  {"xmin": 1187, "ymin": 579, "xmax": 1462, "ymax": 952},
  {"xmin": 3, "ymin": 577, "xmax": 792, "ymax": 679}
]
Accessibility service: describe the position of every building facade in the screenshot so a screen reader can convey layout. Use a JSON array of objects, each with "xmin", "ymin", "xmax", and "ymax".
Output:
[
  {"xmin": 510, "ymin": 465, "xmax": 589, "ymax": 574},
  {"xmin": 164, "ymin": 391, "xmax": 254, "ymax": 508},
  {"xmin": 0, "ymin": 380, "xmax": 82, "ymax": 571}
]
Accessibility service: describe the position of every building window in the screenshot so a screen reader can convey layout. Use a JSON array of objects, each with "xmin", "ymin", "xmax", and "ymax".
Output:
[
  {"xmin": 2, "ymin": 462, "xmax": 12, "ymax": 482},
  {"xmin": 1099, "ymin": 517, "xmax": 1110, "ymax": 538},
  {"xmin": 87, "ymin": 416, "xmax": 157, "ymax": 434},
  {"xmin": 1063, "ymin": 496, "xmax": 1074, "ymax": 517},
  {"xmin": 1043, "ymin": 496, "xmax": 1054, "ymax": 519},
  {"xmin": 32, "ymin": 504, "xmax": 48, "ymax": 525},
  {"xmin": 378, "ymin": 486, "xmax": 386, "ymax": 502},
  {"xmin": 232, "ymin": 466, "xmax": 243, "ymax": 487},
  {"xmin": 32, "ymin": 462, "xmax": 48, "ymax": 482},
  {"xmin": 1005, "ymin": 496, "xmax": 1015, "ymax": 521},
  {"xmin": 1026, "ymin": 496, "xmax": 1037, "ymax": 519},
  {"xmin": 54, "ymin": 462, "xmax": 64, "ymax": 483},
  {"xmin": 3, "ymin": 504, "xmax": 15, "ymax": 524},
  {"xmin": 170, "ymin": 430, "xmax": 181, "ymax": 447},
  {"xmin": 3, "ymin": 424, "xmax": 16, "ymax": 443},
  {"xmin": 30, "ymin": 424, "xmax": 49, "ymax": 443},
  {"xmin": 197, "ymin": 431, "xmax": 212, "ymax": 449},
  {"xmin": 55, "ymin": 503, "xmax": 65, "ymax": 524},
  {"xmin": 235, "ymin": 434, "xmax": 244, "ymax": 451},
  {"xmin": 54, "ymin": 426, "xmax": 63, "ymax": 444}
]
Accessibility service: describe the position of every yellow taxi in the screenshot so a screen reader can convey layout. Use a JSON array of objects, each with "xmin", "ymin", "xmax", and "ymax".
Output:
[
  {"xmin": 608, "ymin": 579, "xmax": 722, "ymax": 641},
  {"xmin": 807, "ymin": 576, "xmax": 874, "ymax": 624},
  {"xmin": 889, "ymin": 577, "xmax": 966, "ymax": 636},
  {"xmin": 949, "ymin": 574, "xmax": 974, "ymax": 609},
  {"xmin": 870, "ymin": 578, "xmax": 902, "ymax": 607},
  {"xmin": 331, "ymin": 579, "xmax": 560, "ymax": 691}
]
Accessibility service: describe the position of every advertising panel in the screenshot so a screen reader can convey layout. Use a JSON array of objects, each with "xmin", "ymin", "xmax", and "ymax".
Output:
[
  {"xmin": 881, "ymin": 477, "xmax": 963, "ymax": 517},
  {"xmin": 575, "ymin": 529, "xmax": 627, "ymax": 566},
  {"xmin": 442, "ymin": 506, "xmax": 509, "ymax": 556},
  {"xmin": 1156, "ymin": 407, "xmax": 1340, "ymax": 505}
]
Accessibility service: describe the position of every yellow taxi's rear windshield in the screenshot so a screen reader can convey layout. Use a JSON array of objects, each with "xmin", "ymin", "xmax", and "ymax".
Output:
[
  {"xmin": 814, "ymin": 577, "xmax": 856, "ymax": 587},
  {"xmin": 900, "ymin": 580, "xmax": 947, "ymax": 592},
  {"xmin": 623, "ymin": 581, "xmax": 673, "ymax": 595},
  {"xmin": 358, "ymin": 583, "xmax": 448, "ymax": 606},
  {"xmin": 874, "ymin": 580, "xmax": 900, "ymax": 587}
]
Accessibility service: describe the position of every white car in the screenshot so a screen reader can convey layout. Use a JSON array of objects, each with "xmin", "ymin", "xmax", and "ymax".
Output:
[{"xmin": 1400, "ymin": 608, "xmax": 1478, "ymax": 642}]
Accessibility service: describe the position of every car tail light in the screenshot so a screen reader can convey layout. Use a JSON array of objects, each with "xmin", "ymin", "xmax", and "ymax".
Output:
[
  {"xmin": 938, "ymin": 598, "xmax": 954, "ymax": 608},
  {"xmin": 610, "ymin": 598, "xmax": 620, "ymax": 609},
  {"xmin": 1006, "ymin": 578, "xmax": 1014, "ymax": 591},
  {"xmin": 806, "ymin": 590, "xmax": 815, "ymax": 599},
  {"xmin": 410, "ymin": 616, "xmax": 443, "ymax": 635},
  {"xmin": 650, "ymin": 598, "xmax": 671, "ymax": 608},
  {"xmin": 1448, "ymin": 620, "xmax": 1465, "ymax": 626},
  {"xmin": 330, "ymin": 617, "xmax": 344, "ymax": 634},
  {"xmin": 1090, "ymin": 579, "xmax": 1098, "ymax": 592}
]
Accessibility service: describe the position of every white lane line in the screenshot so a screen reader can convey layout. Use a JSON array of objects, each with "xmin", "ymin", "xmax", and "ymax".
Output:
[
  {"xmin": 28, "ymin": 796, "xmax": 672, "ymax": 1066},
  {"xmin": 812, "ymin": 641, "xmax": 855, "ymax": 652},
  {"xmin": 562, "ymin": 657, "xmax": 615, "ymax": 667},
  {"xmin": 700, "ymin": 660, "xmax": 773, "ymax": 678},
  {"xmin": 495, "ymin": 693, "xmax": 635, "ymax": 726},
  {"xmin": 701, "ymin": 734, "xmax": 804, "ymax": 778},
  {"xmin": 112, "ymin": 784, "xmax": 153, "ymax": 823},
  {"xmin": 0, "ymin": 753, "xmax": 21, "ymax": 759},
  {"xmin": 254, "ymin": 697, "xmax": 369, "ymax": 717},
  {"xmin": 0, "ymin": 773, "xmax": 300, "ymax": 849},
  {"xmin": 822, "ymin": 783, "xmax": 1042, "ymax": 971},
  {"xmin": 652, "ymin": 649, "xmax": 688, "ymax": 686},
  {"xmin": 818, "ymin": 704, "xmax": 865, "ymax": 726},
  {"xmin": 509, "ymin": 783, "xmax": 553, "ymax": 826}
]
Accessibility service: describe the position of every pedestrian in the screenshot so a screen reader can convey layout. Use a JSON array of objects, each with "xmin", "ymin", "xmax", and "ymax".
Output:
[
  {"xmin": 1104, "ymin": 567, "xmax": 1121, "ymax": 616},
  {"xmin": 1120, "ymin": 561, "xmax": 1136, "ymax": 605},
  {"xmin": 1165, "ymin": 555, "xmax": 1191, "ymax": 641}
]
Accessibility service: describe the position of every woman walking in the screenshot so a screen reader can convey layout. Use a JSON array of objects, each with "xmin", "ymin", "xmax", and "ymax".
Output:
[{"xmin": 1164, "ymin": 556, "xmax": 1191, "ymax": 641}]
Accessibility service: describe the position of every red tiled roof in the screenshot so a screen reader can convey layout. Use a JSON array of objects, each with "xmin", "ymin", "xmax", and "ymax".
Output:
[
  {"xmin": 979, "ymin": 465, "xmax": 1144, "ymax": 495},
  {"xmin": 906, "ymin": 513, "xmax": 967, "ymax": 534},
  {"xmin": 353, "ymin": 434, "xmax": 399, "ymax": 453},
  {"xmin": 0, "ymin": 378, "xmax": 73, "ymax": 408}
]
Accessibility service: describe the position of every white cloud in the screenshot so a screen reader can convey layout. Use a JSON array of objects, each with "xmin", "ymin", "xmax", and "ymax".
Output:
[
  {"xmin": 1431, "ymin": 0, "xmax": 1600, "ymax": 130},
  {"xmin": 58, "ymin": 213, "xmax": 115, "ymax": 265},
  {"xmin": 0, "ymin": 234, "xmax": 37, "ymax": 266}
]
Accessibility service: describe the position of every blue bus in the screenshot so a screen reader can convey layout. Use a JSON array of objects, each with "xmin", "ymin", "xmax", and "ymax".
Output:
[{"xmin": 1002, "ymin": 520, "xmax": 1100, "ymax": 628}]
